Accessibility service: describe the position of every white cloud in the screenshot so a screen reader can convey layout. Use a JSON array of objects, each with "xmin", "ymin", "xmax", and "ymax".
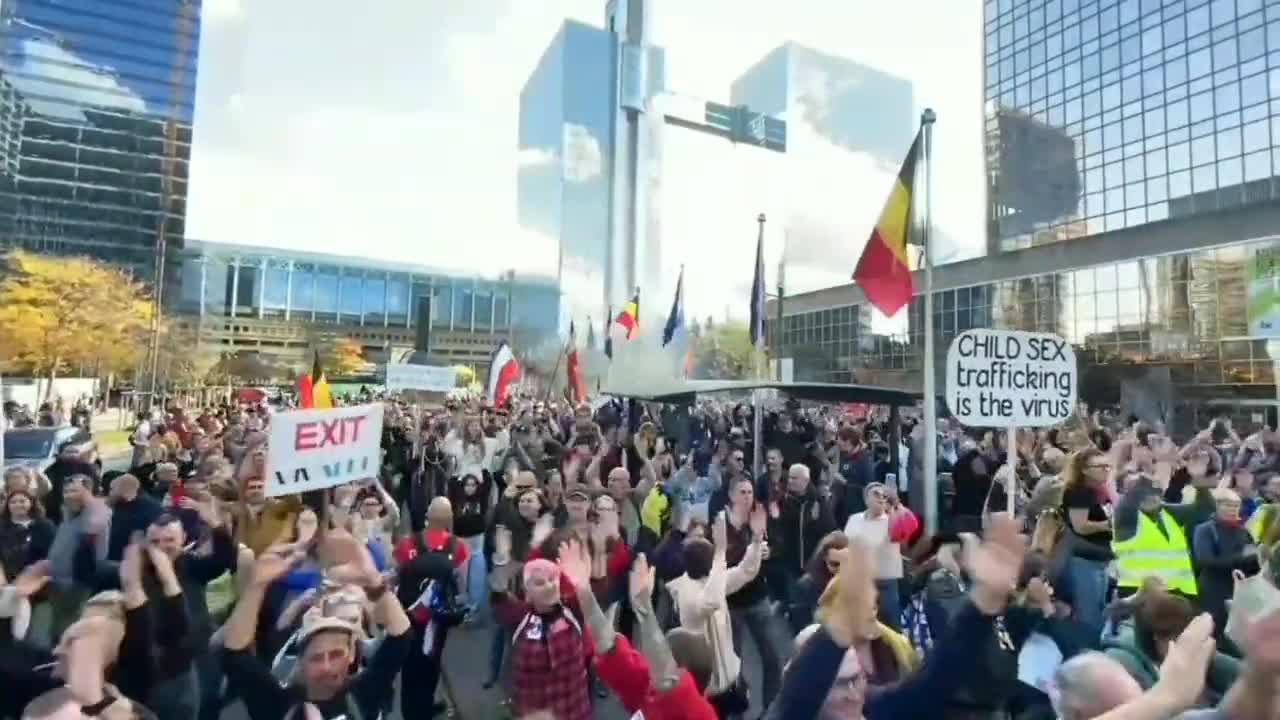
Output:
[
  {"xmin": 517, "ymin": 147, "xmax": 557, "ymax": 168},
  {"xmin": 6, "ymin": 39, "xmax": 147, "ymax": 120},
  {"xmin": 185, "ymin": 0, "xmax": 986, "ymax": 325},
  {"xmin": 202, "ymin": 0, "xmax": 244, "ymax": 24},
  {"xmin": 561, "ymin": 123, "xmax": 603, "ymax": 183}
]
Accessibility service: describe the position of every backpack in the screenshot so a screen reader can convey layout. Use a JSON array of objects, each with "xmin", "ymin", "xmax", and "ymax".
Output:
[{"xmin": 397, "ymin": 532, "xmax": 466, "ymax": 626}]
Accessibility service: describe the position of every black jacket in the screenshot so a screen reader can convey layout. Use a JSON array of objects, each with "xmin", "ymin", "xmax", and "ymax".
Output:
[
  {"xmin": 774, "ymin": 487, "xmax": 835, "ymax": 576},
  {"xmin": 0, "ymin": 517, "xmax": 55, "ymax": 578}
]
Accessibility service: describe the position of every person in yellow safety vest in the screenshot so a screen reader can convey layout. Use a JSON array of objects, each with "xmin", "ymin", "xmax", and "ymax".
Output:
[{"xmin": 1111, "ymin": 470, "xmax": 1215, "ymax": 599}]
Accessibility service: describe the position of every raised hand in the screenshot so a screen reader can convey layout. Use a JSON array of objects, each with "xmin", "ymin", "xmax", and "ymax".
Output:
[
  {"xmin": 179, "ymin": 495, "xmax": 222, "ymax": 528},
  {"xmin": 712, "ymin": 511, "xmax": 729, "ymax": 552},
  {"xmin": 557, "ymin": 538, "xmax": 592, "ymax": 591},
  {"xmin": 1241, "ymin": 603, "xmax": 1280, "ymax": 677},
  {"xmin": 252, "ymin": 543, "xmax": 307, "ymax": 587},
  {"xmin": 493, "ymin": 525, "xmax": 513, "ymax": 561},
  {"xmin": 531, "ymin": 514, "xmax": 555, "ymax": 548},
  {"xmin": 118, "ymin": 533, "xmax": 146, "ymax": 590},
  {"xmin": 823, "ymin": 539, "xmax": 875, "ymax": 647},
  {"xmin": 1151, "ymin": 613, "xmax": 1216, "ymax": 711},
  {"xmin": 749, "ymin": 503, "xmax": 768, "ymax": 537},
  {"xmin": 628, "ymin": 553, "xmax": 655, "ymax": 608},
  {"xmin": 319, "ymin": 529, "xmax": 380, "ymax": 587},
  {"xmin": 964, "ymin": 512, "xmax": 1025, "ymax": 616}
]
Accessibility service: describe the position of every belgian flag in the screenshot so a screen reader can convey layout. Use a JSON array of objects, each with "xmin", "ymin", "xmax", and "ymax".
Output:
[
  {"xmin": 852, "ymin": 130, "xmax": 922, "ymax": 317},
  {"xmin": 298, "ymin": 350, "xmax": 334, "ymax": 409},
  {"xmin": 614, "ymin": 290, "xmax": 639, "ymax": 340}
]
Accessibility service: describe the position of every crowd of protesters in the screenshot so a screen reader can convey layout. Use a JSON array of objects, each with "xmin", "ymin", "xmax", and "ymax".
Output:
[{"xmin": 1, "ymin": 390, "xmax": 1279, "ymax": 720}]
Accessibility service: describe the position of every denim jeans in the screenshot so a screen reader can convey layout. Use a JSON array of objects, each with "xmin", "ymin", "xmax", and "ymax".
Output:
[
  {"xmin": 461, "ymin": 534, "xmax": 488, "ymax": 621},
  {"xmin": 1067, "ymin": 556, "xmax": 1109, "ymax": 639},
  {"xmin": 876, "ymin": 578, "xmax": 902, "ymax": 631},
  {"xmin": 729, "ymin": 596, "xmax": 791, "ymax": 709}
]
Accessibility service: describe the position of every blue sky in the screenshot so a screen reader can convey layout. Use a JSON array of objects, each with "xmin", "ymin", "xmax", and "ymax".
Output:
[{"xmin": 180, "ymin": 0, "xmax": 985, "ymax": 320}]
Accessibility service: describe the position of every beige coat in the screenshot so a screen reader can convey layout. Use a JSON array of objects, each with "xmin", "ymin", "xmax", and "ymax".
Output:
[{"xmin": 664, "ymin": 540, "xmax": 763, "ymax": 694}]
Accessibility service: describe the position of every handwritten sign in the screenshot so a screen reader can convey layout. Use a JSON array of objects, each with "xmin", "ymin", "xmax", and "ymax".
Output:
[
  {"xmin": 264, "ymin": 404, "xmax": 384, "ymax": 497},
  {"xmin": 945, "ymin": 329, "xmax": 1077, "ymax": 427}
]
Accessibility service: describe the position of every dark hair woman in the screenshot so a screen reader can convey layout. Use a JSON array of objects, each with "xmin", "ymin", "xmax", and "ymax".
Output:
[{"xmin": 787, "ymin": 531, "xmax": 850, "ymax": 634}]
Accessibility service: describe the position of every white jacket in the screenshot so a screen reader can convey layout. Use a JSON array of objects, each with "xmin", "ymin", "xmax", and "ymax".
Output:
[{"xmin": 664, "ymin": 541, "xmax": 763, "ymax": 694}]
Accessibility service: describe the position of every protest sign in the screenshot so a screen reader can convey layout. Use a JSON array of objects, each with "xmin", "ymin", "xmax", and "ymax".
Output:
[
  {"xmin": 945, "ymin": 329, "xmax": 1077, "ymax": 427},
  {"xmin": 264, "ymin": 404, "xmax": 384, "ymax": 497},
  {"xmin": 383, "ymin": 363, "xmax": 457, "ymax": 393}
]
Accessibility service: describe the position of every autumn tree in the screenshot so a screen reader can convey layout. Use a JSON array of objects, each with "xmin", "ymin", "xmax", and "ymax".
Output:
[
  {"xmin": 0, "ymin": 252, "xmax": 152, "ymax": 396},
  {"xmin": 326, "ymin": 337, "xmax": 367, "ymax": 376}
]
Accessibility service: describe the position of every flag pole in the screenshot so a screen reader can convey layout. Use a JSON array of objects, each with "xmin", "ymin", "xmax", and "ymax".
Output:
[
  {"xmin": 921, "ymin": 107, "xmax": 939, "ymax": 537},
  {"xmin": 752, "ymin": 212, "xmax": 766, "ymax": 480}
]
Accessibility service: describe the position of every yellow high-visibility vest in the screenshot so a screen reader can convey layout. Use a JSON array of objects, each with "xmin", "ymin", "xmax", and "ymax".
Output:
[{"xmin": 1111, "ymin": 508, "xmax": 1197, "ymax": 596}]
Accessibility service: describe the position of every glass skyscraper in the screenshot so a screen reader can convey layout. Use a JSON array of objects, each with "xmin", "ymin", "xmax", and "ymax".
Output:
[
  {"xmin": 730, "ymin": 42, "xmax": 917, "ymax": 293},
  {"xmin": 518, "ymin": 17, "xmax": 664, "ymax": 332},
  {"xmin": 519, "ymin": 20, "xmax": 617, "ymax": 332},
  {"xmin": 985, "ymin": 0, "xmax": 1280, "ymax": 254},
  {"xmin": 769, "ymin": 0, "xmax": 1280, "ymax": 432},
  {"xmin": 0, "ymin": 0, "xmax": 200, "ymax": 275}
]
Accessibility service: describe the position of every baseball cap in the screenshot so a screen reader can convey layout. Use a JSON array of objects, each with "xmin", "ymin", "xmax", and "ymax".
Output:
[
  {"xmin": 566, "ymin": 487, "xmax": 591, "ymax": 502},
  {"xmin": 296, "ymin": 604, "xmax": 362, "ymax": 648}
]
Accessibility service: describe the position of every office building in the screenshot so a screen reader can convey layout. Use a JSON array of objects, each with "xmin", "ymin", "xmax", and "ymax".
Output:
[
  {"xmin": 0, "ymin": 0, "xmax": 200, "ymax": 276},
  {"xmin": 770, "ymin": 0, "xmax": 1280, "ymax": 433},
  {"xmin": 517, "ymin": 15, "xmax": 664, "ymax": 331},
  {"xmin": 173, "ymin": 241, "xmax": 561, "ymax": 373},
  {"xmin": 731, "ymin": 42, "xmax": 916, "ymax": 292}
]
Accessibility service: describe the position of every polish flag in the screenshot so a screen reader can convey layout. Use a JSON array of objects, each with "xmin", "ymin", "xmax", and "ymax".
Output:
[{"xmin": 486, "ymin": 342, "xmax": 520, "ymax": 407}]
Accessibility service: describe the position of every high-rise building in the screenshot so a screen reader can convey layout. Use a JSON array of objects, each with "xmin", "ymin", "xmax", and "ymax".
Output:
[
  {"xmin": 986, "ymin": 0, "xmax": 1279, "ymax": 254},
  {"xmin": 732, "ymin": 42, "xmax": 916, "ymax": 168},
  {"xmin": 0, "ymin": 0, "xmax": 200, "ymax": 276},
  {"xmin": 517, "ymin": 15, "xmax": 664, "ymax": 332},
  {"xmin": 768, "ymin": 0, "xmax": 1280, "ymax": 431},
  {"xmin": 730, "ymin": 42, "xmax": 916, "ymax": 293}
]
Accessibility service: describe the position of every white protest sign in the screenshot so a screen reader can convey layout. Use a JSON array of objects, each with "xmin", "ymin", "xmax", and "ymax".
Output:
[
  {"xmin": 383, "ymin": 364, "xmax": 457, "ymax": 393},
  {"xmin": 946, "ymin": 329, "xmax": 1077, "ymax": 427},
  {"xmin": 264, "ymin": 404, "xmax": 384, "ymax": 497}
]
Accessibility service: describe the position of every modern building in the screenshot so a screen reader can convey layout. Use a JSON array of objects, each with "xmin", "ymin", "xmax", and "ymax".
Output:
[
  {"xmin": 517, "ymin": 9, "xmax": 665, "ymax": 332},
  {"xmin": 769, "ymin": 0, "xmax": 1280, "ymax": 433},
  {"xmin": 0, "ymin": 0, "xmax": 200, "ymax": 277},
  {"xmin": 172, "ymin": 241, "xmax": 561, "ymax": 373},
  {"xmin": 730, "ymin": 42, "xmax": 916, "ymax": 292}
]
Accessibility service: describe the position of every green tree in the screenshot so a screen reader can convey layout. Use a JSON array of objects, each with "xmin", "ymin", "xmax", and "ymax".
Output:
[{"xmin": 695, "ymin": 320, "xmax": 758, "ymax": 379}]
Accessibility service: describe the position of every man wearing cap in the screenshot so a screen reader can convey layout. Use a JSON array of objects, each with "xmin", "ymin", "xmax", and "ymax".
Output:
[{"xmin": 222, "ymin": 531, "xmax": 411, "ymax": 720}]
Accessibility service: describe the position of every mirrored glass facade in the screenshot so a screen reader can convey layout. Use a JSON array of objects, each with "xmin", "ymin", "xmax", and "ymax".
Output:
[
  {"xmin": 176, "ymin": 242, "xmax": 559, "ymax": 332},
  {"xmin": 985, "ymin": 0, "xmax": 1280, "ymax": 254},
  {"xmin": 772, "ymin": 237, "xmax": 1280, "ymax": 433},
  {"xmin": 519, "ymin": 21, "xmax": 616, "ymax": 332},
  {"xmin": 0, "ymin": 0, "xmax": 200, "ymax": 275}
]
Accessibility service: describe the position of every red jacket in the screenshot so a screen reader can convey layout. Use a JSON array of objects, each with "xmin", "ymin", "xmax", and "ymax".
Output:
[{"xmin": 594, "ymin": 634, "xmax": 717, "ymax": 720}]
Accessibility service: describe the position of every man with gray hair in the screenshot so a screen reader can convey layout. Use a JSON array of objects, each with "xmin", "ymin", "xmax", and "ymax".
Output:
[{"xmin": 1053, "ymin": 610, "xmax": 1280, "ymax": 720}]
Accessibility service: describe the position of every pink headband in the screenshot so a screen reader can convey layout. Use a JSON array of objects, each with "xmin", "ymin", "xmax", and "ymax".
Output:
[{"xmin": 523, "ymin": 558, "xmax": 560, "ymax": 584}]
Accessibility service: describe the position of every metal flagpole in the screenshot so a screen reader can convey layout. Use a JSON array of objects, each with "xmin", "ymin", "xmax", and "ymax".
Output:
[{"xmin": 921, "ymin": 108, "xmax": 940, "ymax": 536}]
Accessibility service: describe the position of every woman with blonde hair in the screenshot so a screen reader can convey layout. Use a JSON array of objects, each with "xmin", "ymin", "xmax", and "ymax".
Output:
[{"xmin": 1058, "ymin": 447, "xmax": 1117, "ymax": 637}]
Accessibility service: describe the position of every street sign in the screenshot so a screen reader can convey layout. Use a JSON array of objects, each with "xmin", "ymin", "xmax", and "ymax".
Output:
[
  {"xmin": 945, "ymin": 329, "xmax": 1077, "ymax": 427},
  {"xmin": 703, "ymin": 101, "xmax": 786, "ymax": 151}
]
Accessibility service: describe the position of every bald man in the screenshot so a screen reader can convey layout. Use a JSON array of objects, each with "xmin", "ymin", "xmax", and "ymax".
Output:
[{"xmin": 392, "ymin": 495, "xmax": 469, "ymax": 718}]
